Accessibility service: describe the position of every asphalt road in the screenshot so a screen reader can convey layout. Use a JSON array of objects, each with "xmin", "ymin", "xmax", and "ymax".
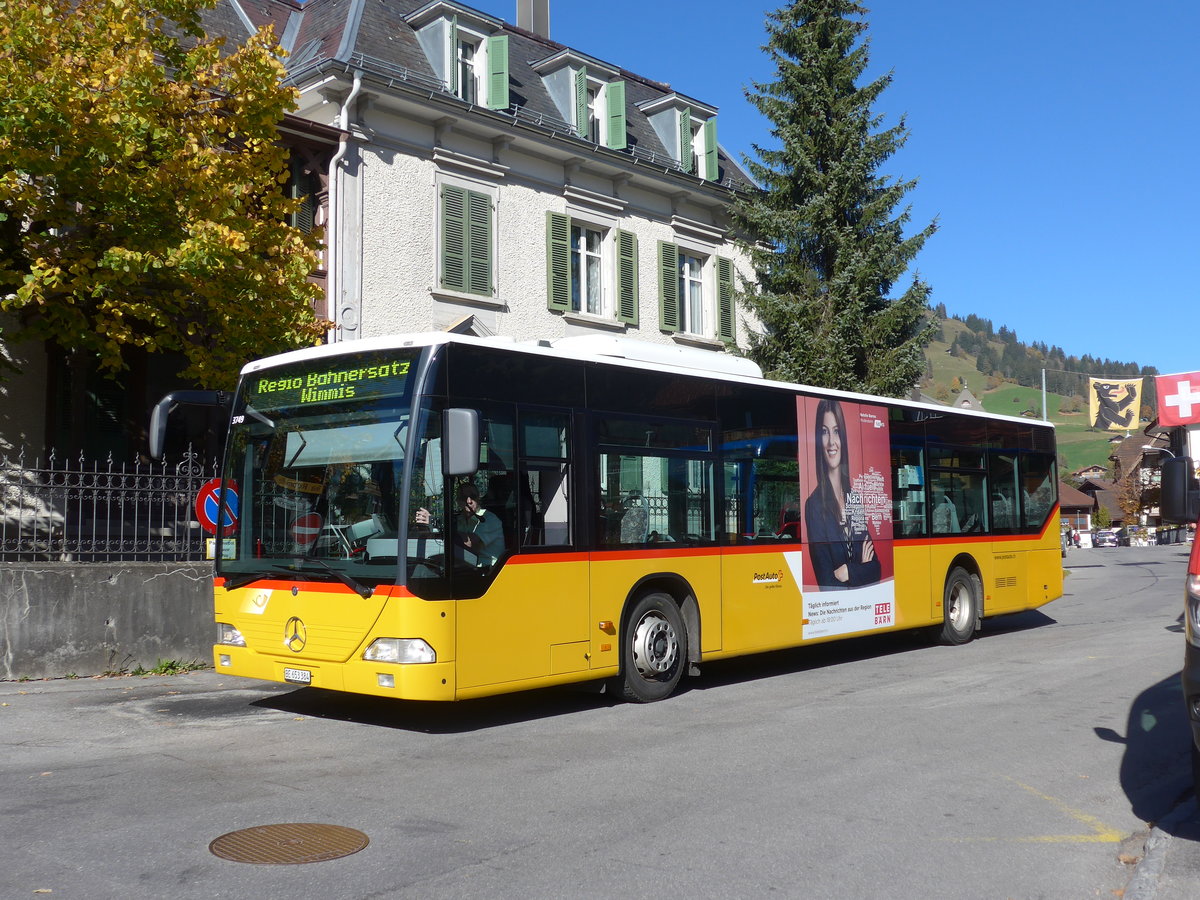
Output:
[{"xmin": 2, "ymin": 543, "xmax": 1194, "ymax": 899}]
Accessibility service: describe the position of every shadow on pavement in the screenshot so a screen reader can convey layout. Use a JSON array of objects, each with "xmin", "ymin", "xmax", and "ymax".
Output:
[
  {"xmin": 1096, "ymin": 670, "xmax": 1196, "ymax": 836},
  {"xmin": 249, "ymin": 609, "xmax": 1056, "ymax": 733},
  {"xmin": 252, "ymin": 683, "xmax": 617, "ymax": 734}
]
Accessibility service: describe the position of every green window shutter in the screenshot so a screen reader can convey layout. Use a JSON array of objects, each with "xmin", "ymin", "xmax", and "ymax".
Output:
[
  {"xmin": 546, "ymin": 212, "xmax": 571, "ymax": 311},
  {"xmin": 574, "ymin": 66, "xmax": 588, "ymax": 138},
  {"xmin": 703, "ymin": 116, "xmax": 719, "ymax": 181},
  {"xmin": 615, "ymin": 229, "xmax": 638, "ymax": 325},
  {"xmin": 486, "ymin": 35, "xmax": 509, "ymax": 109},
  {"xmin": 465, "ymin": 190, "xmax": 493, "ymax": 295},
  {"xmin": 441, "ymin": 184, "xmax": 467, "ymax": 292},
  {"xmin": 605, "ymin": 80, "xmax": 626, "ymax": 150},
  {"xmin": 716, "ymin": 256, "xmax": 735, "ymax": 344},
  {"xmin": 658, "ymin": 240, "xmax": 679, "ymax": 332},
  {"xmin": 678, "ymin": 108, "xmax": 692, "ymax": 174},
  {"xmin": 296, "ymin": 192, "xmax": 315, "ymax": 234},
  {"xmin": 448, "ymin": 17, "xmax": 459, "ymax": 94}
]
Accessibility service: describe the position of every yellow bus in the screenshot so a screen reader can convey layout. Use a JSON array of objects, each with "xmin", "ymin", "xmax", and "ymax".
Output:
[{"xmin": 151, "ymin": 333, "xmax": 1062, "ymax": 702}]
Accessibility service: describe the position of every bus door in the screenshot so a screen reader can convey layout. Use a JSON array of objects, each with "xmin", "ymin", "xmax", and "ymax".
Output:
[
  {"xmin": 719, "ymin": 440, "xmax": 804, "ymax": 653},
  {"xmin": 451, "ymin": 405, "xmax": 590, "ymax": 691},
  {"xmin": 591, "ymin": 416, "xmax": 722, "ymax": 660}
]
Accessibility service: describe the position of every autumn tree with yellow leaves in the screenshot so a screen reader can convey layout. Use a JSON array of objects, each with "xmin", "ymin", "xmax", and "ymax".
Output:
[{"xmin": 0, "ymin": 0, "xmax": 326, "ymax": 406}]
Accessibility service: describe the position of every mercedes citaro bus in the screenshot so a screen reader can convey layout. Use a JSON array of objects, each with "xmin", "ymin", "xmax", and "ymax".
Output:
[{"xmin": 150, "ymin": 333, "xmax": 1062, "ymax": 703}]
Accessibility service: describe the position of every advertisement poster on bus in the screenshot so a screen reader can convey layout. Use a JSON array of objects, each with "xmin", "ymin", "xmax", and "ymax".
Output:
[{"xmin": 797, "ymin": 396, "xmax": 895, "ymax": 639}]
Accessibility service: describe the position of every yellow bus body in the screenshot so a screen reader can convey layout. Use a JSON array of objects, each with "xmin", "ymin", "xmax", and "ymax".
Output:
[{"xmin": 213, "ymin": 513, "xmax": 1061, "ymax": 701}]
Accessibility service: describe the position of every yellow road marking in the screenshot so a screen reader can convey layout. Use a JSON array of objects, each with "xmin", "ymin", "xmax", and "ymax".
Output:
[{"xmin": 951, "ymin": 777, "xmax": 1125, "ymax": 844}]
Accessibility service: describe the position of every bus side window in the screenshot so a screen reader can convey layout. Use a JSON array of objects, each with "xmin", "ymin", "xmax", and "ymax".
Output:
[
  {"xmin": 892, "ymin": 447, "xmax": 926, "ymax": 536},
  {"xmin": 988, "ymin": 451, "xmax": 1019, "ymax": 532},
  {"xmin": 518, "ymin": 409, "xmax": 572, "ymax": 548},
  {"xmin": 1020, "ymin": 453, "xmax": 1056, "ymax": 531}
]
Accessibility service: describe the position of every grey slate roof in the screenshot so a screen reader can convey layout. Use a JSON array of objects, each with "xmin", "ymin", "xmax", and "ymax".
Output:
[{"xmin": 207, "ymin": 0, "xmax": 754, "ymax": 190}]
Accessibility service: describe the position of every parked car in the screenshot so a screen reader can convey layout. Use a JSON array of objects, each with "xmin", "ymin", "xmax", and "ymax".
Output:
[
  {"xmin": 1094, "ymin": 529, "xmax": 1120, "ymax": 548},
  {"xmin": 1158, "ymin": 455, "xmax": 1200, "ymax": 800}
]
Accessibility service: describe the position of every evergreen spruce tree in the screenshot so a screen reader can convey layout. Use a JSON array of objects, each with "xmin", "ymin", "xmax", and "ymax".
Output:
[{"xmin": 735, "ymin": 0, "xmax": 936, "ymax": 396}]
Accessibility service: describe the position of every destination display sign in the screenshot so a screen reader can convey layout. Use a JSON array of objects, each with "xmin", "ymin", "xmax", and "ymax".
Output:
[{"xmin": 245, "ymin": 354, "xmax": 414, "ymax": 411}]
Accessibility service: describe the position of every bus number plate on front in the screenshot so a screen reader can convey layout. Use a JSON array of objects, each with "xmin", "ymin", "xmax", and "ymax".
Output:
[{"xmin": 283, "ymin": 667, "xmax": 311, "ymax": 684}]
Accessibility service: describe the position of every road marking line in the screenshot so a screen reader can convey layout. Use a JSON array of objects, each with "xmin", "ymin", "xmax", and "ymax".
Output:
[{"xmin": 948, "ymin": 777, "xmax": 1125, "ymax": 844}]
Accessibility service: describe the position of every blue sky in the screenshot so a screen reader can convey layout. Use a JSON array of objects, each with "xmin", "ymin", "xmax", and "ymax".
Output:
[{"xmin": 477, "ymin": 0, "xmax": 1199, "ymax": 377}]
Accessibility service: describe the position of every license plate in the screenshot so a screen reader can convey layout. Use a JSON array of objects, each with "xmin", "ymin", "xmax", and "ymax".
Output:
[{"xmin": 283, "ymin": 667, "xmax": 312, "ymax": 685}]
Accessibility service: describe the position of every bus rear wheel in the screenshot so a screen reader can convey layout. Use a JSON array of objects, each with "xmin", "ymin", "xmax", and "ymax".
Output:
[
  {"xmin": 939, "ymin": 566, "xmax": 980, "ymax": 645},
  {"xmin": 614, "ymin": 591, "xmax": 687, "ymax": 703}
]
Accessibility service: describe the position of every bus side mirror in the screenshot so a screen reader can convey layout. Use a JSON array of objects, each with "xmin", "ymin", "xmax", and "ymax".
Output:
[
  {"xmin": 1160, "ymin": 456, "xmax": 1200, "ymax": 524},
  {"xmin": 444, "ymin": 408, "xmax": 480, "ymax": 476},
  {"xmin": 148, "ymin": 390, "xmax": 230, "ymax": 460}
]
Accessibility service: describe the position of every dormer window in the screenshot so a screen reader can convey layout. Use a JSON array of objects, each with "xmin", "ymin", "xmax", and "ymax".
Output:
[
  {"xmin": 638, "ymin": 94, "xmax": 719, "ymax": 181},
  {"xmin": 407, "ymin": 3, "xmax": 509, "ymax": 110},
  {"xmin": 585, "ymin": 82, "xmax": 600, "ymax": 143},
  {"xmin": 532, "ymin": 50, "xmax": 627, "ymax": 150},
  {"xmin": 455, "ymin": 33, "xmax": 479, "ymax": 103}
]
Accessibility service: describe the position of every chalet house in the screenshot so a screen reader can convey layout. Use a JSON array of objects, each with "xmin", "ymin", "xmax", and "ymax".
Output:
[
  {"xmin": 1076, "ymin": 477, "xmax": 1122, "ymax": 527},
  {"xmin": 952, "ymin": 386, "xmax": 983, "ymax": 411},
  {"xmin": 1058, "ymin": 481, "xmax": 1095, "ymax": 533}
]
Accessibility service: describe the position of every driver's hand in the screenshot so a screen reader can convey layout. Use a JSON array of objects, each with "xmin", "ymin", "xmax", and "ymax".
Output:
[{"xmin": 415, "ymin": 507, "xmax": 431, "ymax": 526}]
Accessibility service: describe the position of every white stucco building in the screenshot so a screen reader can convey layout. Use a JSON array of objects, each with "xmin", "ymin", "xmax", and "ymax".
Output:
[
  {"xmin": 0, "ymin": 0, "xmax": 759, "ymax": 458},
  {"xmin": 219, "ymin": 0, "xmax": 758, "ymax": 350}
]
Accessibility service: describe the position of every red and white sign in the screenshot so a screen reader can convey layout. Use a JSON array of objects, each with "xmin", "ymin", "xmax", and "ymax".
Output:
[
  {"xmin": 195, "ymin": 478, "xmax": 238, "ymax": 535},
  {"xmin": 290, "ymin": 512, "xmax": 323, "ymax": 545},
  {"xmin": 1156, "ymin": 372, "xmax": 1200, "ymax": 427}
]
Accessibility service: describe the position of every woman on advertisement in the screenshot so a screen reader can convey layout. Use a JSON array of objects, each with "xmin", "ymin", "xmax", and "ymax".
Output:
[{"xmin": 804, "ymin": 398, "xmax": 882, "ymax": 589}]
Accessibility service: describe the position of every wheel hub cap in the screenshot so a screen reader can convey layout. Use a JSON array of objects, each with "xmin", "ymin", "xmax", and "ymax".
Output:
[{"xmin": 632, "ymin": 613, "xmax": 678, "ymax": 677}]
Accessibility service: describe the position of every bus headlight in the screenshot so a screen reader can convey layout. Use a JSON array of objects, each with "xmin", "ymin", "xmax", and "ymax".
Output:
[
  {"xmin": 364, "ymin": 638, "xmax": 436, "ymax": 664},
  {"xmin": 216, "ymin": 623, "xmax": 246, "ymax": 647},
  {"xmin": 1186, "ymin": 575, "xmax": 1200, "ymax": 648}
]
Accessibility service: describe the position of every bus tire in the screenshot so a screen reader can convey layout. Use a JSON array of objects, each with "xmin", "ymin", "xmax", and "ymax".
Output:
[
  {"xmin": 614, "ymin": 591, "xmax": 687, "ymax": 703},
  {"xmin": 939, "ymin": 566, "xmax": 980, "ymax": 645}
]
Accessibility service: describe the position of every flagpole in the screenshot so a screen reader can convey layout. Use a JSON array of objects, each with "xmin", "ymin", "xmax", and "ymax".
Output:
[{"xmin": 1041, "ymin": 368, "xmax": 1047, "ymax": 420}]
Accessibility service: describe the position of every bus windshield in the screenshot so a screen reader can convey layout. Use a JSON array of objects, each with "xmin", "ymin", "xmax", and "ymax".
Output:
[{"xmin": 217, "ymin": 349, "xmax": 423, "ymax": 590}]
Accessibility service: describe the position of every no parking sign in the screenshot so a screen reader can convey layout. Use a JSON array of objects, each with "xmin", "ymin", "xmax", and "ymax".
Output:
[{"xmin": 195, "ymin": 478, "xmax": 239, "ymax": 535}]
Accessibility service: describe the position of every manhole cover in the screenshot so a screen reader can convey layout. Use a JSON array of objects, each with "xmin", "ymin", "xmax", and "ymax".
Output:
[{"xmin": 209, "ymin": 823, "xmax": 369, "ymax": 864}]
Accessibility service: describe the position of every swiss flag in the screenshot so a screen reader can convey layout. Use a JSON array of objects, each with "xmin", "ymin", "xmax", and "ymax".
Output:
[{"xmin": 1156, "ymin": 372, "xmax": 1200, "ymax": 427}]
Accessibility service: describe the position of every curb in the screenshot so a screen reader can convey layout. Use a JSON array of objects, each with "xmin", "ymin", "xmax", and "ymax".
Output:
[{"xmin": 1124, "ymin": 797, "xmax": 1200, "ymax": 900}]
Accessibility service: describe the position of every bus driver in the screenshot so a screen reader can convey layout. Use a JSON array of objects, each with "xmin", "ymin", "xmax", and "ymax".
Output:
[{"xmin": 416, "ymin": 482, "xmax": 504, "ymax": 568}]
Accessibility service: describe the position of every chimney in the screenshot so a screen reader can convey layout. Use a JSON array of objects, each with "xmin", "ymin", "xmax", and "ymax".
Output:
[{"xmin": 517, "ymin": 0, "xmax": 549, "ymax": 38}]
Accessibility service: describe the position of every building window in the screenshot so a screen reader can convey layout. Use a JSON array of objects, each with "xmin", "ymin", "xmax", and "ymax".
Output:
[
  {"xmin": 455, "ymin": 36, "xmax": 479, "ymax": 103},
  {"xmin": 547, "ymin": 212, "xmax": 638, "ymax": 325},
  {"xmin": 286, "ymin": 155, "xmax": 320, "ymax": 234},
  {"xmin": 571, "ymin": 223, "xmax": 604, "ymax": 315},
  {"xmin": 678, "ymin": 252, "xmax": 705, "ymax": 335},
  {"xmin": 586, "ymin": 85, "xmax": 601, "ymax": 143},
  {"xmin": 658, "ymin": 241, "xmax": 735, "ymax": 343},
  {"xmin": 440, "ymin": 184, "xmax": 493, "ymax": 296}
]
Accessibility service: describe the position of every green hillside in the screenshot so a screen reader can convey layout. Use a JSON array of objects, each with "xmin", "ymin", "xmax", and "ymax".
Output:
[{"xmin": 922, "ymin": 315, "xmax": 1140, "ymax": 477}]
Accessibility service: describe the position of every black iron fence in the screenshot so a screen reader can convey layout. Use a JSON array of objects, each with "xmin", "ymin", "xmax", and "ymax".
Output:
[{"xmin": 0, "ymin": 446, "xmax": 218, "ymax": 562}]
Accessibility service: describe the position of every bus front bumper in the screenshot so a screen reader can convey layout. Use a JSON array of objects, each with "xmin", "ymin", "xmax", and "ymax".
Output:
[{"xmin": 213, "ymin": 645, "xmax": 457, "ymax": 701}]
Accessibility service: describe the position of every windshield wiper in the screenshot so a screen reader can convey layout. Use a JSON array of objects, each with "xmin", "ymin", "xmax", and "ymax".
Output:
[
  {"xmin": 223, "ymin": 571, "xmax": 271, "ymax": 591},
  {"xmin": 273, "ymin": 560, "xmax": 375, "ymax": 598}
]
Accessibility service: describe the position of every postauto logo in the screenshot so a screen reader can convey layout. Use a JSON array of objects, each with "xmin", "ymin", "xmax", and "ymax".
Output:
[{"xmin": 752, "ymin": 569, "xmax": 784, "ymax": 585}]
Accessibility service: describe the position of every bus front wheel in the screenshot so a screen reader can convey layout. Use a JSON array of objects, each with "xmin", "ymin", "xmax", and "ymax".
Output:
[
  {"xmin": 614, "ymin": 592, "xmax": 687, "ymax": 703},
  {"xmin": 939, "ymin": 566, "xmax": 980, "ymax": 645}
]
